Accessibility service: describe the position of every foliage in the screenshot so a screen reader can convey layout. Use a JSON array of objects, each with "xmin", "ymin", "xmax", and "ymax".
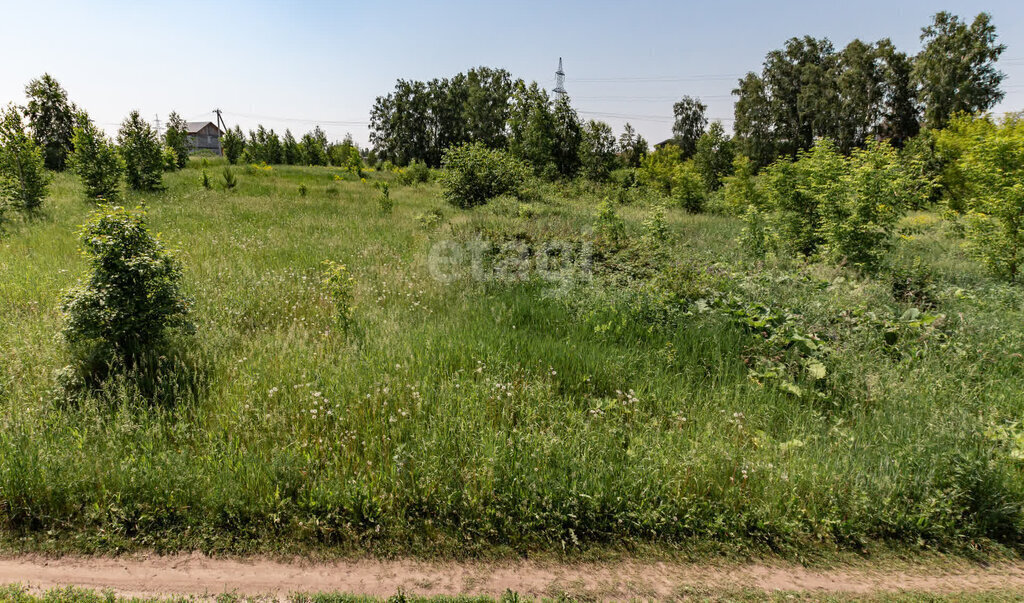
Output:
[
  {"xmin": 617, "ymin": 122, "xmax": 648, "ymax": 168},
  {"xmin": 579, "ymin": 119, "xmax": 617, "ymax": 181},
  {"xmin": 371, "ymin": 67, "xmax": 514, "ymax": 167},
  {"xmin": 222, "ymin": 126, "xmax": 245, "ymax": 165},
  {"xmin": 376, "ymin": 181, "xmax": 393, "ymax": 215},
  {"xmin": 23, "ymin": 73, "xmax": 76, "ymax": 171},
  {"xmin": 298, "ymin": 183, "xmax": 308, "ymax": 197},
  {"xmin": 117, "ymin": 110, "xmax": 163, "ymax": 191},
  {"xmin": 722, "ymin": 155, "xmax": 761, "ymax": 216},
  {"xmin": 321, "ymin": 260, "xmax": 356, "ymax": 331},
  {"xmin": 162, "ymin": 146, "xmax": 178, "ymax": 172},
  {"xmin": 594, "ymin": 199, "xmax": 625, "ymax": 248},
  {"xmin": 246, "ymin": 125, "xmax": 284, "ymax": 165},
  {"xmin": 398, "ymin": 160, "xmax": 430, "ymax": 185},
  {"xmin": 61, "ymin": 205, "xmax": 191, "ymax": 364},
  {"xmin": 300, "ymin": 127, "xmax": 329, "ymax": 166},
  {"xmin": 201, "ymin": 170, "xmax": 211, "ymax": 190},
  {"xmin": 70, "ymin": 114, "xmax": 123, "ymax": 202},
  {"xmin": 638, "ymin": 144, "xmax": 682, "ymax": 195},
  {"xmin": 671, "ymin": 160, "xmax": 706, "ymax": 213},
  {"xmin": 439, "ymin": 142, "xmax": 528, "ymax": 209},
  {"xmin": 915, "ymin": 12, "xmax": 1006, "ymax": 129},
  {"xmin": 693, "ymin": 121, "xmax": 735, "ymax": 191},
  {"xmin": 222, "ymin": 166, "xmax": 237, "ymax": 189},
  {"xmin": 163, "ymin": 112, "xmax": 190, "ymax": 169},
  {"xmin": 0, "ymin": 104, "xmax": 49, "ymax": 211},
  {"xmin": 550, "ymin": 96, "xmax": 582, "ymax": 178},
  {"xmin": 671, "ymin": 95, "xmax": 708, "ymax": 159},
  {"xmin": 282, "ymin": 129, "xmax": 301, "ymax": 164},
  {"xmin": 936, "ymin": 113, "xmax": 1024, "ymax": 280},
  {"xmin": 329, "ymin": 134, "xmax": 363, "ymax": 175}
]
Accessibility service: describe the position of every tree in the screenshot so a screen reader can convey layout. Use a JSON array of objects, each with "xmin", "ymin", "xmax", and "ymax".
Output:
[
  {"xmin": 915, "ymin": 12, "xmax": 1005, "ymax": 129},
  {"xmin": 70, "ymin": 114, "xmax": 124, "ymax": 202},
  {"xmin": 0, "ymin": 104, "xmax": 49, "ymax": 211},
  {"xmin": 61, "ymin": 205, "xmax": 191, "ymax": 365},
  {"xmin": 300, "ymin": 127, "xmax": 329, "ymax": 166},
  {"xmin": 618, "ymin": 123, "xmax": 648, "ymax": 168},
  {"xmin": 117, "ymin": 110, "xmax": 163, "ymax": 191},
  {"xmin": 671, "ymin": 95, "xmax": 708, "ymax": 159},
  {"xmin": 23, "ymin": 74, "xmax": 76, "ymax": 171},
  {"xmin": 732, "ymin": 73, "xmax": 776, "ymax": 170},
  {"xmin": 876, "ymin": 40, "xmax": 920, "ymax": 147},
  {"xmin": 693, "ymin": 121, "xmax": 735, "ymax": 191},
  {"xmin": 282, "ymin": 129, "xmax": 300, "ymax": 165},
  {"xmin": 580, "ymin": 120, "xmax": 617, "ymax": 181},
  {"xmin": 550, "ymin": 96, "xmax": 582, "ymax": 178},
  {"xmin": 672, "ymin": 160, "xmax": 705, "ymax": 212},
  {"xmin": 722, "ymin": 155, "xmax": 762, "ymax": 215},
  {"xmin": 221, "ymin": 126, "xmax": 245, "ymax": 164},
  {"xmin": 507, "ymin": 81, "xmax": 557, "ymax": 176},
  {"xmin": 440, "ymin": 142, "xmax": 529, "ymax": 209},
  {"xmin": 163, "ymin": 112, "xmax": 189, "ymax": 169}
]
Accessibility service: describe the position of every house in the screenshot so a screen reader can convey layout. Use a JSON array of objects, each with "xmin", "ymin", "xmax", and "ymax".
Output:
[{"xmin": 186, "ymin": 121, "xmax": 223, "ymax": 154}]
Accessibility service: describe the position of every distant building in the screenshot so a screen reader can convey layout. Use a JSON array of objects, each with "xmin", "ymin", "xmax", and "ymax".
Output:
[{"xmin": 186, "ymin": 121, "xmax": 223, "ymax": 154}]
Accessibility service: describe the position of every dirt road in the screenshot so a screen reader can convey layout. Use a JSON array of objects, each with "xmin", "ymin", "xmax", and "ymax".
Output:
[{"xmin": 3, "ymin": 554, "xmax": 1024, "ymax": 600}]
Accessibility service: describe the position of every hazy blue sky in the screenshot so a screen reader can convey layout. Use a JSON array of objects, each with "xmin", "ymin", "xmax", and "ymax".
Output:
[{"xmin": 2, "ymin": 0, "xmax": 1023, "ymax": 147}]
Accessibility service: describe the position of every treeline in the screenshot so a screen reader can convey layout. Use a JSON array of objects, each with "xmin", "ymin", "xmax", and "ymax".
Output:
[
  {"xmin": 221, "ymin": 125, "xmax": 364, "ymax": 172},
  {"xmin": 370, "ymin": 67, "xmax": 650, "ymax": 179},
  {"xmin": 733, "ymin": 11, "xmax": 1005, "ymax": 168}
]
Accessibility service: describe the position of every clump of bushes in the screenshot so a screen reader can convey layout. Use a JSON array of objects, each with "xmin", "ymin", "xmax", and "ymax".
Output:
[
  {"xmin": 70, "ymin": 115, "xmax": 124, "ymax": 202},
  {"xmin": 741, "ymin": 139, "xmax": 928, "ymax": 271},
  {"xmin": 322, "ymin": 260, "xmax": 356, "ymax": 331},
  {"xmin": 440, "ymin": 142, "xmax": 529, "ymax": 209},
  {"xmin": 0, "ymin": 104, "xmax": 48, "ymax": 212},
  {"xmin": 61, "ymin": 205, "xmax": 192, "ymax": 380},
  {"xmin": 117, "ymin": 111, "xmax": 163, "ymax": 192},
  {"xmin": 936, "ymin": 113, "xmax": 1024, "ymax": 281},
  {"xmin": 398, "ymin": 160, "xmax": 430, "ymax": 185}
]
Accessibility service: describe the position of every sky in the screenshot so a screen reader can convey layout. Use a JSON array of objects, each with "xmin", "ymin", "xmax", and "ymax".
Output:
[{"xmin": 2, "ymin": 0, "xmax": 1023, "ymax": 148}]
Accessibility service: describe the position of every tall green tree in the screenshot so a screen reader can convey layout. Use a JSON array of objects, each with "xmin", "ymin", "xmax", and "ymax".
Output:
[
  {"xmin": 732, "ymin": 73, "xmax": 776, "ymax": 170},
  {"xmin": 915, "ymin": 12, "xmax": 1005, "ymax": 129},
  {"xmin": 117, "ymin": 110, "xmax": 163, "ymax": 191},
  {"xmin": 70, "ymin": 113, "xmax": 124, "ymax": 202},
  {"xmin": 693, "ymin": 121, "xmax": 735, "ymax": 191},
  {"xmin": 579, "ymin": 120, "xmax": 617, "ymax": 181},
  {"xmin": 300, "ymin": 127, "xmax": 329, "ymax": 166},
  {"xmin": 0, "ymin": 104, "xmax": 49, "ymax": 210},
  {"xmin": 618, "ymin": 123, "xmax": 648, "ymax": 168},
  {"xmin": 163, "ymin": 112, "xmax": 189, "ymax": 169},
  {"xmin": 551, "ymin": 96, "xmax": 582, "ymax": 178},
  {"xmin": 282, "ymin": 129, "xmax": 300, "ymax": 165},
  {"xmin": 671, "ymin": 95, "xmax": 708, "ymax": 159},
  {"xmin": 221, "ymin": 126, "xmax": 245, "ymax": 164},
  {"xmin": 23, "ymin": 73, "xmax": 76, "ymax": 171}
]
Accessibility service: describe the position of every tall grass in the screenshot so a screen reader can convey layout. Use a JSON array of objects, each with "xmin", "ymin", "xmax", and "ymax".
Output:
[{"xmin": 0, "ymin": 159, "xmax": 1022, "ymax": 557}]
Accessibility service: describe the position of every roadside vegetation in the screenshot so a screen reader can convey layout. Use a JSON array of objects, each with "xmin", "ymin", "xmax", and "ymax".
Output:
[{"xmin": 1, "ymin": 11, "xmax": 1023, "ymax": 562}]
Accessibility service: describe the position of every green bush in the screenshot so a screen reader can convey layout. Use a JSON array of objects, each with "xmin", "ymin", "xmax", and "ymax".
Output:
[
  {"xmin": 164, "ymin": 112, "xmax": 190, "ymax": 169},
  {"xmin": 61, "ymin": 205, "xmax": 191, "ymax": 365},
  {"xmin": 162, "ymin": 146, "xmax": 178, "ymax": 171},
  {"xmin": 936, "ymin": 113, "xmax": 1024, "ymax": 280},
  {"xmin": 222, "ymin": 166, "xmax": 237, "ymax": 189},
  {"xmin": 70, "ymin": 115, "xmax": 124, "ymax": 202},
  {"xmin": 0, "ymin": 104, "xmax": 48, "ymax": 211},
  {"xmin": 671, "ymin": 160, "xmax": 705, "ymax": 213},
  {"xmin": 440, "ymin": 142, "xmax": 529, "ymax": 209},
  {"xmin": 399, "ymin": 160, "xmax": 430, "ymax": 185},
  {"xmin": 322, "ymin": 260, "xmax": 356, "ymax": 331},
  {"xmin": 222, "ymin": 126, "xmax": 245, "ymax": 165},
  {"xmin": 722, "ymin": 155, "xmax": 761, "ymax": 215},
  {"xmin": 117, "ymin": 111, "xmax": 163, "ymax": 191}
]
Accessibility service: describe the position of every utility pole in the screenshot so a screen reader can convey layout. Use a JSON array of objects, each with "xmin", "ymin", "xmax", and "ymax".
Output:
[
  {"xmin": 213, "ymin": 108, "xmax": 225, "ymax": 156},
  {"xmin": 553, "ymin": 57, "xmax": 567, "ymax": 99}
]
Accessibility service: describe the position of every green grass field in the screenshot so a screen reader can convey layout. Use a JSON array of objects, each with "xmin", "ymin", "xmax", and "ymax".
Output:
[{"xmin": 2, "ymin": 159, "xmax": 1024, "ymax": 559}]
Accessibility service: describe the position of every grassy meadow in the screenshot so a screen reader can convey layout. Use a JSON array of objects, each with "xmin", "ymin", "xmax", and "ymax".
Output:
[{"xmin": 2, "ymin": 158, "xmax": 1024, "ymax": 558}]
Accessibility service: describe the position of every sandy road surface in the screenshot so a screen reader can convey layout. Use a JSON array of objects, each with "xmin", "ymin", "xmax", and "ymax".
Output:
[{"xmin": 3, "ymin": 554, "xmax": 1024, "ymax": 600}]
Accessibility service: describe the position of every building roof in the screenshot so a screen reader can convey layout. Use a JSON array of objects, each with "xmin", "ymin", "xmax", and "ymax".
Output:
[{"xmin": 186, "ymin": 121, "xmax": 222, "ymax": 135}]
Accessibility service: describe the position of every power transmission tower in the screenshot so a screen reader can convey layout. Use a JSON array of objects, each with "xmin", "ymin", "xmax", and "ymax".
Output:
[
  {"xmin": 153, "ymin": 114, "xmax": 161, "ymax": 137},
  {"xmin": 213, "ymin": 108, "xmax": 226, "ymax": 156},
  {"xmin": 553, "ymin": 57, "xmax": 567, "ymax": 99}
]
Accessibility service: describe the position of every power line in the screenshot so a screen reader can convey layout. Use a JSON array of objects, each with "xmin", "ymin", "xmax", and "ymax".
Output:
[{"xmin": 221, "ymin": 109, "xmax": 368, "ymax": 126}]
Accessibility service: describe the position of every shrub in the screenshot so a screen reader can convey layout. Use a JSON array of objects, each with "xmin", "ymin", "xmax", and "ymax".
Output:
[
  {"xmin": 201, "ymin": 170, "xmax": 211, "ymax": 189},
  {"xmin": 164, "ymin": 112, "xmax": 190, "ymax": 169},
  {"xmin": 70, "ymin": 115, "xmax": 123, "ymax": 202},
  {"xmin": 61, "ymin": 205, "xmax": 191, "ymax": 365},
  {"xmin": 222, "ymin": 166, "xmax": 236, "ymax": 189},
  {"xmin": 322, "ymin": 260, "xmax": 356, "ymax": 331},
  {"xmin": 936, "ymin": 114, "xmax": 1024, "ymax": 280},
  {"xmin": 398, "ymin": 160, "xmax": 430, "ymax": 185},
  {"xmin": 820, "ymin": 140, "xmax": 924, "ymax": 269},
  {"xmin": 162, "ymin": 146, "xmax": 179, "ymax": 171},
  {"xmin": 671, "ymin": 160, "xmax": 705, "ymax": 213},
  {"xmin": 440, "ymin": 143, "xmax": 529, "ymax": 209},
  {"xmin": 722, "ymin": 155, "xmax": 761, "ymax": 216},
  {"xmin": 222, "ymin": 126, "xmax": 245, "ymax": 165},
  {"xmin": 638, "ymin": 144, "xmax": 682, "ymax": 195},
  {"xmin": 594, "ymin": 200, "xmax": 626, "ymax": 249},
  {"xmin": 376, "ymin": 181, "xmax": 393, "ymax": 215},
  {"xmin": 117, "ymin": 111, "xmax": 163, "ymax": 191},
  {"xmin": 0, "ymin": 104, "xmax": 49, "ymax": 211},
  {"xmin": 693, "ymin": 121, "xmax": 735, "ymax": 191},
  {"xmin": 298, "ymin": 183, "xmax": 308, "ymax": 197}
]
